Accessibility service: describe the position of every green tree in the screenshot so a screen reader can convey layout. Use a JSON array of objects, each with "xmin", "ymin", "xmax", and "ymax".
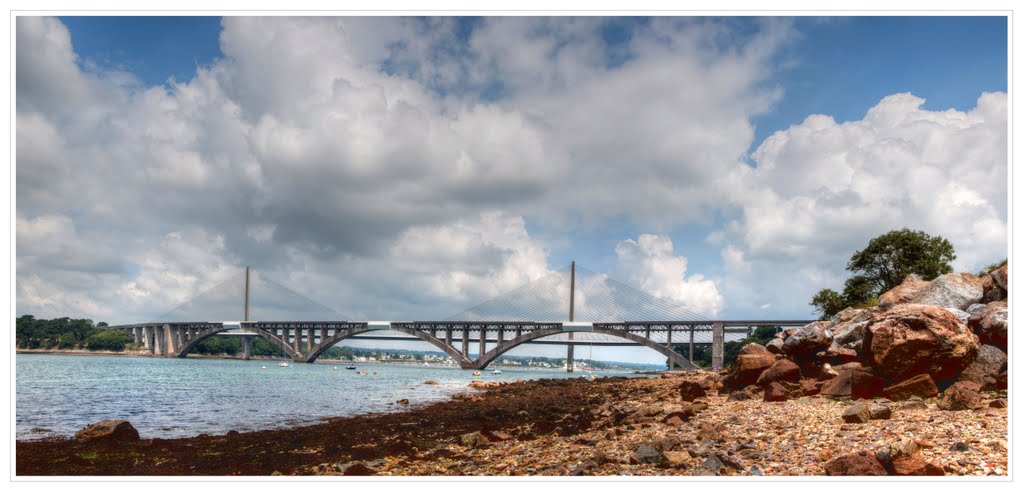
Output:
[
  {"xmin": 810, "ymin": 228, "xmax": 956, "ymax": 320},
  {"xmin": 847, "ymin": 228, "xmax": 955, "ymax": 293},
  {"xmin": 85, "ymin": 329, "xmax": 131, "ymax": 351}
]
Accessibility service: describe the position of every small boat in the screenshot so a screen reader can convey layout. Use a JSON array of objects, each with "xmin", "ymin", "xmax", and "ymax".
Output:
[
  {"xmin": 471, "ymin": 371, "xmax": 482, "ymax": 377},
  {"xmin": 492, "ymin": 369, "xmax": 502, "ymax": 375},
  {"xmin": 278, "ymin": 362, "xmax": 289, "ymax": 367},
  {"xmin": 346, "ymin": 364, "xmax": 356, "ymax": 370}
]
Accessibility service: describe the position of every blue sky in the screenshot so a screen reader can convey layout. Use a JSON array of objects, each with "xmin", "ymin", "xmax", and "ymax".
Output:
[{"xmin": 17, "ymin": 16, "xmax": 1009, "ymax": 363}]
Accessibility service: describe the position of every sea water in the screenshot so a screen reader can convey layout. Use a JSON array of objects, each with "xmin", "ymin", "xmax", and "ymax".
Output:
[{"xmin": 15, "ymin": 354, "xmax": 634, "ymax": 440}]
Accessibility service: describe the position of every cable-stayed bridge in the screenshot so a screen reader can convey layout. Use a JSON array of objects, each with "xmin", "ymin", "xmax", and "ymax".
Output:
[{"xmin": 108, "ymin": 263, "xmax": 813, "ymax": 371}]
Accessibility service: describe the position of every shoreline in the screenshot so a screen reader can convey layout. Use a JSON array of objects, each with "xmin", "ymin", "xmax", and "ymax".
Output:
[
  {"xmin": 15, "ymin": 373, "xmax": 1008, "ymax": 476},
  {"xmin": 14, "ymin": 349, "xmax": 651, "ymax": 371}
]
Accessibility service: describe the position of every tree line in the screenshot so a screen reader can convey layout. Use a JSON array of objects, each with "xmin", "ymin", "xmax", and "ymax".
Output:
[{"xmin": 15, "ymin": 315, "xmax": 130, "ymax": 351}]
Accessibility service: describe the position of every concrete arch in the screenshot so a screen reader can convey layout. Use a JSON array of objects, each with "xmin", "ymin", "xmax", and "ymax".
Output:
[
  {"xmin": 175, "ymin": 326, "xmax": 300, "ymax": 360},
  {"xmin": 473, "ymin": 327, "xmax": 700, "ymax": 371},
  {"xmin": 303, "ymin": 325, "xmax": 472, "ymax": 364}
]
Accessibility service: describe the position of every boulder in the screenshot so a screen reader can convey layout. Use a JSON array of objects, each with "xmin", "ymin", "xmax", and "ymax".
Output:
[
  {"xmin": 822, "ymin": 347, "xmax": 859, "ymax": 365},
  {"xmin": 724, "ymin": 344, "xmax": 775, "ymax": 389},
  {"xmin": 878, "ymin": 274, "xmax": 930, "ymax": 308},
  {"xmin": 820, "ymin": 366, "xmax": 887, "ymax": 400},
  {"xmin": 765, "ymin": 337, "xmax": 785, "ymax": 354},
  {"xmin": 763, "ymin": 382, "xmax": 793, "ymax": 402},
  {"xmin": 828, "ymin": 308, "xmax": 873, "ymax": 354},
  {"xmin": 882, "ymin": 374, "xmax": 939, "ymax": 401},
  {"xmin": 957, "ymin": 344, "xmax": 1007, "ymax": 390},
  {"xmin": 968, "ymin": 302, "xmax": 1007, "ymax": 350},
  {"xmin": 991, "ymin": 263, "xmax": 1008, "ymax": 290},
  {"xmin": 782, "ymin": 322, "xmax": 833, "ymax": 360},
  {"xmin": 862, "ymin": 304, "xmax": 979, "ymax": 383},
  {"xmin": 823, "ymin": 451, "xmax": 888, "ymax": 476},
  {"xmin": 842, "ymin": 404, "xmax": 871, "ymax": 423},
  {"xmin": 74, "ymin": 420, "xmax": 140, "ymax": 442},
  {"xmin": 868, "ymin": 403, "xmax": 892, "ymax": 420},
  {"xmin": 800, "ymin": 378, "xmax": 823, "ymax": 396},
  {"xmin": 891, "ymin": 457, "xmax": 944, "ymax": 476},
  {"xmin": 678, "ymin": 380, "xmax": 707, "ymax": 402},
  {"xmin": 943, "ymin": 308, "xmax": 970, "ymax": 325},
  {"xmin": 938, "ymin": 381, "xmax": 984, "ymax": 411},
  {"xmin": 629, "ymin": 444, "xmax": 663, "ymax": 465},
  {"xmin": 756, "ymin": 359, "xmax": 802, "ymax": 386},
  {"xmin": 883, "ymin": 273, "xmax": 984, "ymax": 311}
]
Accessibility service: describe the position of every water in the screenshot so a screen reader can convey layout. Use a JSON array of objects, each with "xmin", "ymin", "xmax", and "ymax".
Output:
[{"xmin": 16, "ymin": 354, "xmax": 634, "ymax": 440}]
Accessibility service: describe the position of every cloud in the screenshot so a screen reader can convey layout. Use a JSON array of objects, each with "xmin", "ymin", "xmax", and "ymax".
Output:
[
  {"xmin": 16, "ymin": 16, "xmax": 792, "ymax": 324},
  {"xmin": 714, "ymin": 92, "xmax": 1007, "ymax": 317},
  {"xmin": 614, "ymin": 234, "xmax": 724, "ymax": 317}
]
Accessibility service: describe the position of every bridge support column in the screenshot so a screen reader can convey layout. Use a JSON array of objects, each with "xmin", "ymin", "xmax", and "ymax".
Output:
[
  {"xmin": 689, "ymin": 327, "xmax": 694, "ymax": 364},
  {"xmin": 666, "ymin": 327, "xmax": 673, "ymax": 370},
  {"xmin": 292, "ymin": 327, "xmax": 299, "ymax": 355},
  {"xmin": 145, "ymin": 326, "xmax": 153, "ymax": 353},
  {"xmin": 712, "ymin": 322, "xmax": 725, "ymax": 370},
  {"xmin": 445, "ymin": 327, "xmax": 452, "ymax": 351},
  {"xmin": 461, "ymin": 329, "xmax": 469, "ymax": 358},
  {"xmin": 306, "ymin": 327, "xmax": 313, "ymax": 354},
  {"xmin": 478, "ymin": 328, "xmax": 486, "ymax": 361},
  {"xmin": 567, "ymin": 332, "xmax": 574, "ymax": 372},
  {"xmin": 243, "ymin": 336, "xmax": 251, "ymax": 360}
]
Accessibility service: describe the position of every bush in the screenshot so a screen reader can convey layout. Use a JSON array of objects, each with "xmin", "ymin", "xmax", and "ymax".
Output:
[{"xmin": 85, "ymin": 330, "xmax": 132, "ymax": 352}]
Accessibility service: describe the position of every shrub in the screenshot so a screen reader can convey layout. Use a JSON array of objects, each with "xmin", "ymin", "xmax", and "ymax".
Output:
[{"xmin": 85, "ymin": 330, "xmax": 132, "ymax": 352}]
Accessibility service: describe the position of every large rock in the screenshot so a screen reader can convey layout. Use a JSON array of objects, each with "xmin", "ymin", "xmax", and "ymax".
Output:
[
  {"xmin": 880, "ymin": 273, "xmax": 984, "ymax": 311},
  {"xmin": 756, "ymin": 359, "xmax": 802, "ymax": 386},
  {"xmin": 763, "ymin": 382, "xmax": 793, "ymax": 402},
  {"xmin": 891, "ymin": 457, "xmax": 944, "ymax": 476},
  {"xmin": 820, "ymin": 366, "xmax": 887, "ymax": 400},
  {"xmin": 823, "ymin": 451, "xmax": 888, "ymax": 476},
  {"xmin": 968, "ymin": 302, "xmax": 1007, "ymax": 350},
  {"xmin": 74, "ymin": 420, "xmax": 140, "ymax": 442},
  {"xmin": 957, "ymin": 344, "xmax": 1007, "ymax": 390},
  {"xmin": 724, "ymin": 343, "xmax": 775, "ymax": 389},
  {"xmin": 765, "ymin": 337, "xmax": 785, "ymax": 354},
  {"xmin": 937, "ymin": 381, "xmax": 984, "ymax": 411},
  {"xmin": 882, "ymin": 374, "xmax": 939, "ymax": 401},
  {"xmin": 878, "ymin": 274, "xmax": 929, "ymax": 308},
  {"xmin": 828, "ymin": 308, "xmax": 873, "ymax": 354},
  {"xmin": 842, "ymin": 404, "xmax": 871, "ymax": 423},
  {"xmin": 782, "ymin": 321, "xmax": 833, "ymax": 360},
  {"xmin": 678, "ymin": 380, "xmax": 707, "ymax": 402},
  {"xmin": 991, "ymin": 263, "xmax": 1008, "ymax": 290},
  {"xmin": 862, "ymin": 304, "xmax": 979, "ymax": 383}
]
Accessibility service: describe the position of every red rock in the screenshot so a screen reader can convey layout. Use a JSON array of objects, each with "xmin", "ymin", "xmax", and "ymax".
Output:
[
  {"xmin": 992, "ymin": 263, "xmax": 1008, "ymax": 290},
  {"xmin": 842, "ymin": 403, "xmax": 871, "ymax": 423},
  {"xmin": 74, "ymin": 420, "xmax": 140, "ymax": 442},
  {"xmin": 862, "ymin": 304, "xmax": 979, "ymax": 383},
  {"xmin": 938, "ymin": 381, "xmax": 984, "ymax": 411},
  {"xmin": 724, "ymin": 344, "xmax": 775, "ymax": 389},
  {"xmin": 891, "ymin": 457, "xmax": 944, "ymax": 476},
  {"xmin": 763, "ymin": 382, "xmax": 792, "ymax": 402},
  {"xmin": 882, "ymin": 374, "xmax": 939, "ymax": 401},
  {"xmin": 878, "ymin": 274, "xmax": 929, "ymax": 308},
  {"xmin": 756, "ymin": 359, "xmax": 802, "ymax": 386},
  {"xmin": 678, "ymin": 380, "xmax": 707, "ymax": 402},
  {"xmin": 957, "ymin": 344, "xmax": 1007, "ymax": 390},
  {"xmin": 819, "ymin": 367, "xmax": 887, "ymax": 399},
  {"xmin": 799, "ymin": 378, "xmax": 822, "ymax": 396},
  {"xmin": 823, "ymin": 451, "xmax": 888, "ymax": 476}
]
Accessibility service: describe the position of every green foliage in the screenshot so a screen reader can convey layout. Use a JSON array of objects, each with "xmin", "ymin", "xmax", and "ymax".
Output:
[
  {"xmin": 85, "ymin": 329, "xmax": 131, "ymax": 351},
  {"xmin": 847, "ymin": 228, "xmax": 955, "ymax": 292},
  {"xmin": 811, "ymin": 228, "xmax": 956, "ymax": 320},
  {"xmin": 16, "ymin": 315, "xmax": 103, "ymax": 349},
  {"xmin": 980, "ymin": 258, "xmax": 1008, "ymax": 275}
]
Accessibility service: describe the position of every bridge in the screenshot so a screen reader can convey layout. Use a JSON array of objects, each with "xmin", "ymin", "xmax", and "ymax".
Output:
[{"xmin": 108, "ymin": 263, "xmax": 813, "ymax": 371}]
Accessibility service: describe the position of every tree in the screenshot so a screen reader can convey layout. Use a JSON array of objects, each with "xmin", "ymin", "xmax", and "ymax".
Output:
[{"xmin": 810, "ymin": 228, "xmax": 956, "ymax": 319}]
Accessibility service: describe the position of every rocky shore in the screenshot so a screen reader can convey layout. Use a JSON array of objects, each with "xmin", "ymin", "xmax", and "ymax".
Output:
[{"xmin": 16, "ymin": 265, "xmax": 1010, "ymax": 477}]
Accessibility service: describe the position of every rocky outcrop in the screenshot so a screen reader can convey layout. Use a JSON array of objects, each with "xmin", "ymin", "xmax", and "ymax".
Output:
[
  {"xmin": 957, "ymin": 345, "xmax": 1007, "ymax": 390},
  {"xmin": 74, "ymin": 420, "xmax": 140, "ymax": 443},
  {"xmin": 861, "ymin": 304, "xmax": 979, "ymax": 383},
  {"xmin": 882, "ymin": 374, "xmax": 939, "ymax": 401}
]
